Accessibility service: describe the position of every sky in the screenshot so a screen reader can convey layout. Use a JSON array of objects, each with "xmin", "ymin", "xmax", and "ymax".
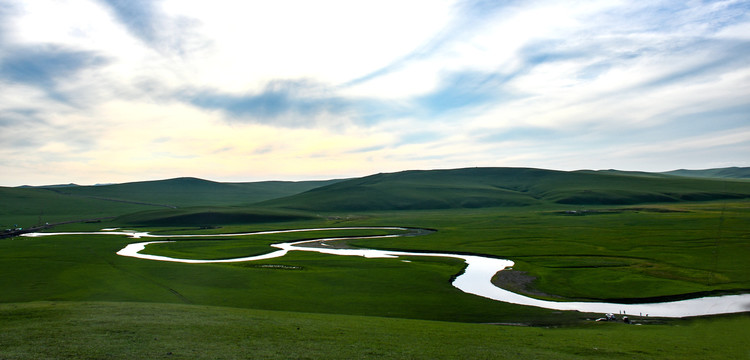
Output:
[{"xmin": 1, "ymin": 0, "xmax": 749, "ymax": 186}]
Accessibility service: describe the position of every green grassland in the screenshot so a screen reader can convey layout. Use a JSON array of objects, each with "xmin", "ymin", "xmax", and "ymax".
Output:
[
  {"xmin": 1, "ymin": 167, "xmax": 749, "ymax": 358},
  {"xmin": 1, "ymin": 302, "xmax": 748, "ymax": 360},
  {"xmin": 139, "ymin": 228, "xmax": 412, "ymax": 260},
  {"xmin": 344, "ymin": 204, "xmax": 750, "ymax": 301}
]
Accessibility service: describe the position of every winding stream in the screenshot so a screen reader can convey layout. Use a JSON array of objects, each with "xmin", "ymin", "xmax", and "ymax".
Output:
[{"xmin": 23, "ymin": 227, "xmax": 750, "ymax": 318}]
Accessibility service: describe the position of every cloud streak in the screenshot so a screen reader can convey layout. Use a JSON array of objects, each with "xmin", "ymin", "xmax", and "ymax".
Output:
[
  {"xmin": 0, "ymin": 0, "xmax": 748, "ymax": 185},
  {"xmin": 97, "ymin": 0, "xmax": 206, "ymax": 56},
  {"xmin": 98, "ymin": 0, "xmax": 160, "ymax": 46},
  {"xmin": 0, "ymin": 45, "xmax": 108, "ymax": 88},
  {"xmin": 184, "ymin": 80, "xmax": 352, "ymax": 127}
]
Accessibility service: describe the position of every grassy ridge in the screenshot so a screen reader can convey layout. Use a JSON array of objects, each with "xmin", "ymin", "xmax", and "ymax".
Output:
[
  {"xmin": 260, "ymin": 167, "xmax": 750, "ymax": 211},
  {"xmin": 1, "ymin": 178, "xmax": 337, "ymax": 229},
  {"xmin": 39, "ymin": 177, "xmax": 342, "ymax": 208},
  {"xmin": 1, "ymin": 301, "xmax": 747, "ymax": 360},
  {"xmin": 0, "ymin": 187, "xmax": 155, "ymax": 229},
  {"xmin": 663, "ymin": 166, "xmax": 750, "ymax": 179},
  {"xmin": 5, "ymin": 167, "xmax": 749, "ymax": 229}
]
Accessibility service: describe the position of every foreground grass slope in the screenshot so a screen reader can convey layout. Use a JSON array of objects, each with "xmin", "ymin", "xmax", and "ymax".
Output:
[{"xmin": 2, "ymin": 302, "xmax": 747, "ymax": 360}]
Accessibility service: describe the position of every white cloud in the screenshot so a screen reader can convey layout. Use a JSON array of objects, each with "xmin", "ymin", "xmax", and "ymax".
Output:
[
  {"xmin": 158, "ymin": 0, "xmax": 456, "ymax": 91},
  {"xmin": 715, "ymin": 21, "xmax": 750, "ymax": 39},
  {"xmin": 1, "ymin": 0, "xmax": 749, "ymax": 185},
  {"xmin": 9, "ymin": 0, "xmax": 147, "ymax": 57}
]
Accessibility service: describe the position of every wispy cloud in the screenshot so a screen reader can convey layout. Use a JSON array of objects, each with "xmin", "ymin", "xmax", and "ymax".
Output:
[
  {"xmin": 97, "ymin": 0, "xmax": 206, "ymax": 56},
  {"xmin": 0, "ymin": 45, "xmax": 108, "ymax": 102},
  {"xmin": 98, "ymin": 0, "xmax": 160, "ymax": 46},
  {"xmin": 183, "ymin": 80, "xmax": 352, "ymax": 127},
  {"xmin": 413, "ymin": 70, "xmax": 522, "ymax": 116},
  {"xmin": 343, "ymin": 0, "xmax": 519, "ymax": 88},
  {"xmin": 0, "ymin": 0, "xmax": 748, "ymax": 185}
]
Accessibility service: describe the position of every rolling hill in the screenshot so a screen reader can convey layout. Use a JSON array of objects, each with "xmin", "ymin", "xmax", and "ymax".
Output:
[
  {"xmin": 2, "ymin": 178, "xmax": 340, "ymax": 228},
  {"xmin": 662, "ymin": 167, "xmax": 750, "ymax": 179},
  {"xmin": 35, "ymin": 177, "xmax": 343, "ymax": 208},
  {"xmin": 0, "ymin": 186, "xmax": 154, "ymax": 229},
  {"xmin": 258, "ymin": 167, "xmax": 750, "ymax": 212},
  {"xmin": 5, "ymin": 167, "xmax": 750, "ymax": 227}
]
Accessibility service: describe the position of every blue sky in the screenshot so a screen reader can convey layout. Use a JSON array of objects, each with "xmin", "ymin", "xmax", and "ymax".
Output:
[{"xmin": 1, "ymin": 0, "xmax": 749, "ymax": 185}]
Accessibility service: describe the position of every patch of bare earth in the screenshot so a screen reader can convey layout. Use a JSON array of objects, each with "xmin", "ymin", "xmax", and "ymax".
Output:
[{"xmin": 491, "ymin": 270, "xmax": 565, "ymax": 300}]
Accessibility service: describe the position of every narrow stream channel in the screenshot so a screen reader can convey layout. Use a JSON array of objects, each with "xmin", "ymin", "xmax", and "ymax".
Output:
[{"xmin": 23, "ymin": 227, "xmax": 750, "ymax": 318}]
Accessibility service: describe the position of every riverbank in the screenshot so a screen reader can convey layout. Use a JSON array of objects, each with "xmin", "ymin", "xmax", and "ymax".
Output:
[
  {"xmin": 24, "ymin": 227, "xmax": 750, "ymax": 318},
  {"xmin": 1, "ymin": 217, "xmax": 114, "ymax": 239}
]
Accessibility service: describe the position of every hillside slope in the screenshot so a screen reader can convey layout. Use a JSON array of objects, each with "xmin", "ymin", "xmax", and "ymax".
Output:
[
  {"xmin": 663, "ymin": 167, "xmax": 750, "ymax": 179},
  {"xmin": 259, "ymin": 167, "xmax": 750, "ymax": 211},
  {"xmin": 0, "ymin": 186, "xmax": 156, "ymax": 228},
  {"xmin": 38, "ymin": 177, "xmax": 342, "ymax": 208},
  {"xmin": 2, "ymin": 178, "xmax": 340, "ymax": 228}
]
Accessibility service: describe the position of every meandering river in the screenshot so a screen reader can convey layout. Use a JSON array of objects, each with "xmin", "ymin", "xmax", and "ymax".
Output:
[{"xmin": 23, "ymin": 227, "xmax": 750, "ymax": 318}]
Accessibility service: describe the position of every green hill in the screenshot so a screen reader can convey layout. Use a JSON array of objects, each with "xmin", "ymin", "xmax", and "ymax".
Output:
[
  {"xmin": 259, "ymin": 167, "xmax": 750, "ymax": 211},
  {"xmin": 1, "ymin": 178, "xmax": 340, "ymax": 228},
  {"xmin": 6, "ymin": 167, "xmax": 750, "ymax": 226},
  {"xmin": 663, "ymin": 167, "xmax": 750, "ymax": 179},
  {"xmin": 0, "ymin": 186, "xmax": 156, "ymax": 228},
  {"xmin": 38, "ymin": 177, "xmax": 343, "ymax": 208}
]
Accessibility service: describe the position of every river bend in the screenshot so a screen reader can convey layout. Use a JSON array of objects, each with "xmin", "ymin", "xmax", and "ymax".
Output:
[{"xmin": 23, "ymin": 227, "xmax": 750, "ymax": 318}]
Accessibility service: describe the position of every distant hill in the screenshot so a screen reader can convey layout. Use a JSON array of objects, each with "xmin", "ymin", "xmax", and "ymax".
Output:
[
  {"xmin": 19, "ymin": 183, "xmax": 79, "ymax": 188},
  {"xmin": 1, "ymin": 177, "xmax": 341, "ymax": 227},
  {"xmin": 258, "ymin": 167, "xmax": 750, "ymax": 212},
  {"xmin": 662, "ymin": 167, "xmax": 750, "ymax": 179},
  {"xmin": 37, "ymin": 177, "xmax": 344, "ymax": 208},
  {"xmin": 578, "ymin": 169, "xmax": 674, "ymax": 178},
  {"xmin": 0, "ymin": 186, "xmax": 155, "ymax": 228},
  {"xmin": 5, "ymin": 168, "xmax": 750, "ymax": 227}
]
